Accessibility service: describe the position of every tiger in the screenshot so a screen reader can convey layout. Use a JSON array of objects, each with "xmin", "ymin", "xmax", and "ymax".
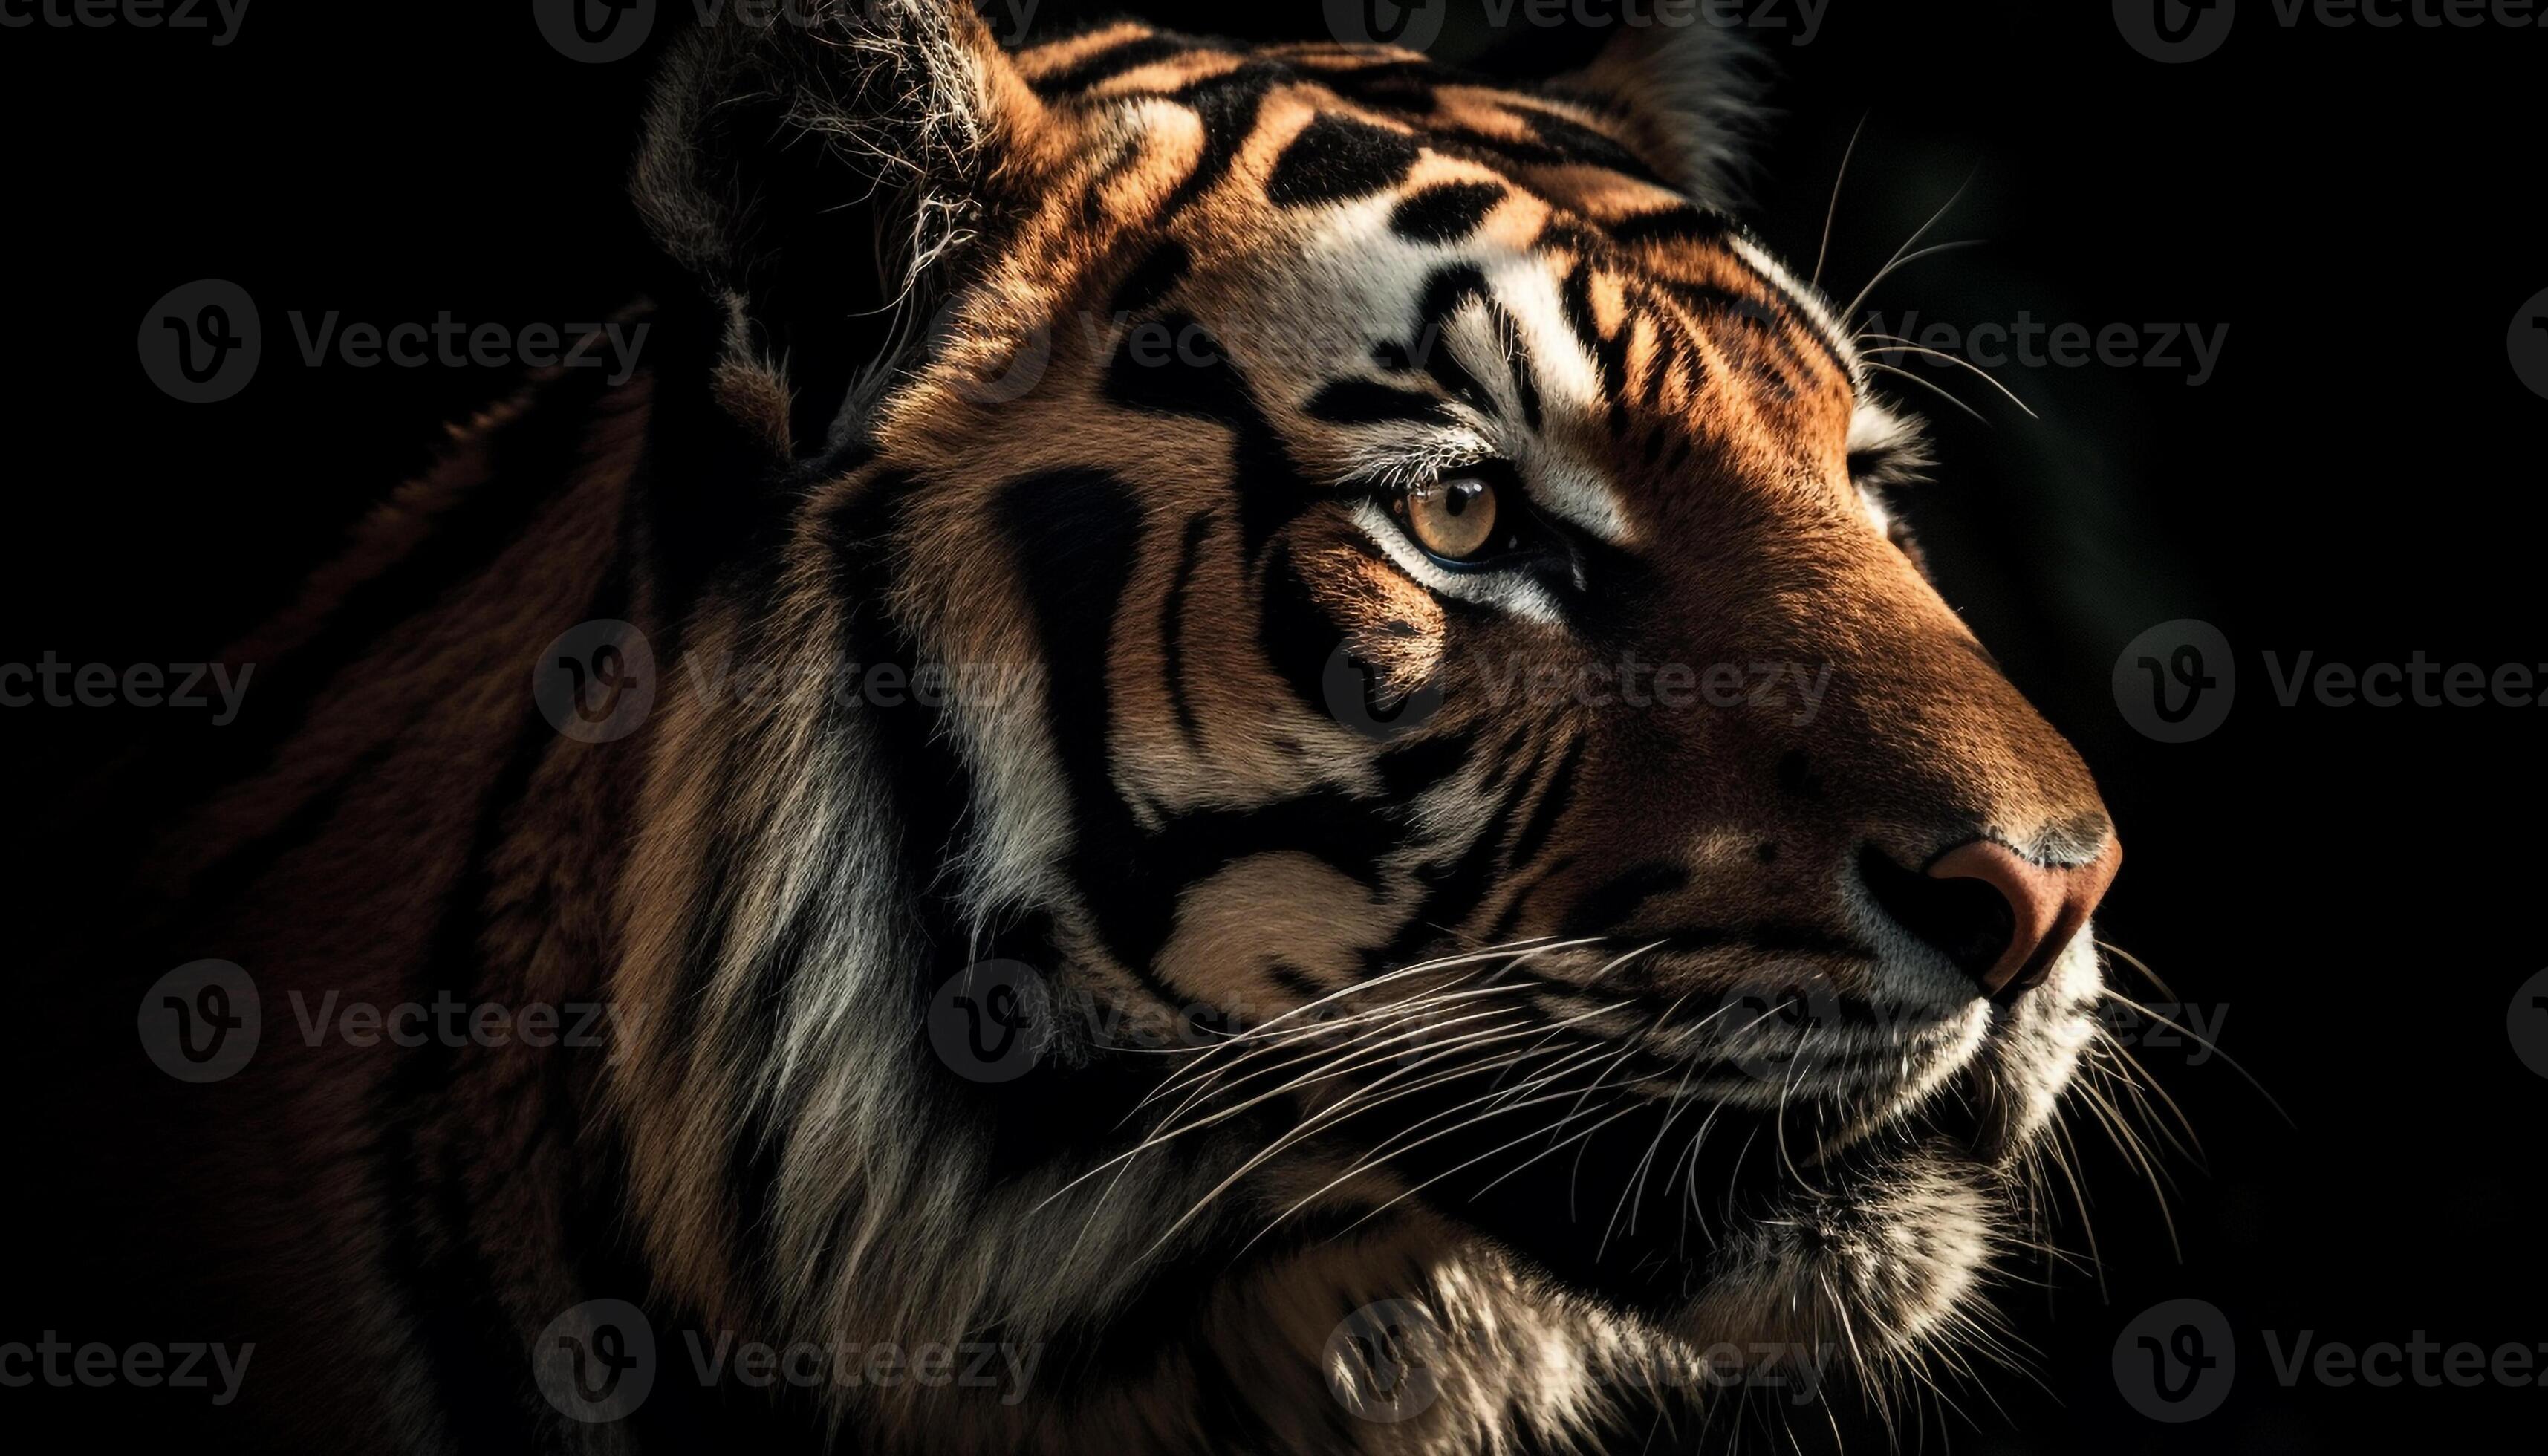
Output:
[{"xmin": 89, "ymin": 2, "xmax": 2127, "ymax": 1452}]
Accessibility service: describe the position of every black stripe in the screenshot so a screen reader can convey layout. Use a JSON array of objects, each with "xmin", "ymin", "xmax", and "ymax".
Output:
[
  {"xmin": 1161, "ymin": 510, "xmax": 1214, "ymax": 750},
  {"xmin": 1105, "ymin": 309, "xmax": 1249, "ymax": 423},
  {"xmin": 373, "ymin": 692, "xmax": 576, "ymax": 1451},
  {"xmin": 1076, "ymin": 133, "xmax": 1154, "ymax": 228},
  {"xmin": 1255, "ymin": 536, "xmax": 1347, "ymax": 724},
  {"xmin": 177, "ymin": 741, "xmax": 395, "ymax": 910},
  {"xmin": 1512, "ymin": 106, "xmax": 1670, "ymax": 186},
  {"xmin": 1375, "ymin": 727, "xmax": 1479, "ymax": 800},
  {"xmin": 1485, "ymin": 853, "xmax": 1576, "ymax": 944},
  {"xmin": 1100, "ymin": 310, "xmax": 1320, "ymax": 571},
  {"xmin": 1374, "ymin": 738, "xmax": 1553, "ymax": 969},
  {"xmin": 1310, "ymin": 56, "xmax": 1452, "ymax": 113},
  {"xmin": 1605, "ymin": 203, "xmax": 1735, "ymax": 247},
  {"xmin": 1110, "ymin": 238, "xmax": 1193, "ymax": 317},
  {"xmin": 1030, "ymin": 33, "xmax": 1196, "ymax": 97},
  {"xmin": 1160, "ymin": 65, "xmax": 1278, "ymax": 221},
  {"xmin": 1558, "ymin": 861, "xmax": 1690, "ymax": 937},
  {"xmin": 1412, "ymin": 263, "xmax": 1494, "ymax": 411},
  {"xmin": 1559, "ymin": 257, "xmax": 1629, "ymax": 399},
  {"xmin": 1491, "ymin": 300, "xmax": 1544, "ymax": 432},
  {"xmin": 1305, "ymin": 377, "xmax": 1451, "ymax": 427},
  {"xmin": 1389, "ymin": 181, "xmax": 1507, "ymax": 244},
  {"xmin": 1660, "ymin": 278, "xmax": 1849, "ymax": 386},
  {"xmin": 1267, "ymin": 113, "xmax": 1423, "ymax": 209},
  {"xmin": 1505, "ymin": 735, "xmax": 1584, "ymax": 868}
]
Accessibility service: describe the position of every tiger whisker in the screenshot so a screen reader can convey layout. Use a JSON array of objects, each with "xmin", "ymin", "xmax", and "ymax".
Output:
[
  {"xmin": 1853, "ymin": 334, "xmax": 2040, "ymax": 420},
  {"xmin": 1864, "ymin": 360, "xmax": 1990, "ymax": 425},
  {"xmin": 1053, "ymin": 1015, "xmax": 1570, "ymax": 1269},
  {"xmin": 2097, "ymin": 987, "xmax": 2292, "ymax": 1125},
  {"xmin": 1842, "ymin": 166, "xmax": 1979, "ymax": 319},
  {"xmin": 1810, "ymin": 111, "xmax": 1871, "ymax": 291},
  {"xmin": 1236, "ymin": 1049, "xmax": 1631, "ymax": 1258},
  {"xmin": 1137, "ymin": 978, "xmax": 1548, "ymax": 1129},
  {"xmin": 1035, "ymin": 1004, "xmax": 1546, "ymax": 1218},
  {"xmin": 1133, "ymin": 1010, "xmax": 1648, "ymax": 1260}
]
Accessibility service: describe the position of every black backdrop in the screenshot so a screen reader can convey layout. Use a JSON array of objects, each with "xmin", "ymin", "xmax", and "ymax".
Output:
[{"xmin": 7, "ymin": 2, "xmax": 2544, "ymax": 1451}]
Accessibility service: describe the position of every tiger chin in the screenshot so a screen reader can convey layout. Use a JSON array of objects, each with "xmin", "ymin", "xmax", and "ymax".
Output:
[{"xmin": 108, "ymin": 4, "xmax": 2127, "ymax": 1453}]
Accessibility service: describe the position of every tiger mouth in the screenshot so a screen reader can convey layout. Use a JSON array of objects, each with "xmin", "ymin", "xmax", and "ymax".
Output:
[
  {"xmin": 1298, "ymin": 969, "xmax": 2058, "ymax": 1343},
  {"xmin": 1334, "ymin": 1047, "xmax": 1999, "ymax": 1319}
]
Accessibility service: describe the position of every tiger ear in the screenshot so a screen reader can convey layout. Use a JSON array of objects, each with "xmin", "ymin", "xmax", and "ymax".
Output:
[
  {"xmin": 634, "ymin": 0, "xmax": 1054, "ymax": 459},
  {"xmin": 1542, "ymin": 24, "xmax": 1769, "ymax": 207}
]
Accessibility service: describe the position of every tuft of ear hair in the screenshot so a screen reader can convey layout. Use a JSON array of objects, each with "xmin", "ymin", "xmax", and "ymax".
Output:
[
  {"xmin": 632, "ymin": 0, "xmax": 1048, "ymax": 458},
  {"xmin": 1548, "ymin": 22, "xmax": 1771, "ymax": 207}
]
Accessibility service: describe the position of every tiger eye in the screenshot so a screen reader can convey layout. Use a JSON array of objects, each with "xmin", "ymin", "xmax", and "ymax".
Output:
[{"xmin": 1402, "ymin": 477, "xmax": 1499, "ymax": 561}]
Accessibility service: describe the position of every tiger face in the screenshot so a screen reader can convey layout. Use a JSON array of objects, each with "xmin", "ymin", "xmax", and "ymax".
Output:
[{"xmin": 623, "ymin": 2, "xmax": 2122, "ymax": 1445}]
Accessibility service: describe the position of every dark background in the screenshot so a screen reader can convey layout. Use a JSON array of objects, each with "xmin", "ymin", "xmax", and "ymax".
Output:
[{"xmin": 6, "ymin": 1, "xmax": 2541, "ymax": 1451}]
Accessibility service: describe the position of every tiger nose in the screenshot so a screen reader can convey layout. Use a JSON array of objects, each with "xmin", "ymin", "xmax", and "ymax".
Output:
[{"xmin": 1862, "ymin": 838, "xmax": 2122, "ymax": 999}]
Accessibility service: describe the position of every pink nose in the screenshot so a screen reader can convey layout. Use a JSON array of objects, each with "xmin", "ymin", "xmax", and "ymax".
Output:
[{"xmin": 1927, "ymin": 839, "xmax": 2122, "ymax": 998}]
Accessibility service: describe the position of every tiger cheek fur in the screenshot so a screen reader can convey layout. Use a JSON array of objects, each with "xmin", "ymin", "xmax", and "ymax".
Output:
[{"xmin": 121, "ymin": 4, "xmax": 2122, "ymax": 1453}]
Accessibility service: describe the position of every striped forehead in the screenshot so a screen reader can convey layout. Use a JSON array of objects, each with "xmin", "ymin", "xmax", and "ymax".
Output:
[
  {"xmin": 1089, "ymin": 167, "xmax": 1849, "ymax": 556},
  {"xmin": 1020, "ymin": 27, "xmax": 1857, "ymax": 361},
  {"xmin": 1021, "ymin": 33, "xmax": 1863, "ymax": 507}
]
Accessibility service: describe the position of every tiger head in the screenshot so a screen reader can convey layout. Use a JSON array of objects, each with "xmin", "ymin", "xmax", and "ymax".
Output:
[{"xmin": 618, "ymin": 2, "xmax": 2121, "ymax": 1446}]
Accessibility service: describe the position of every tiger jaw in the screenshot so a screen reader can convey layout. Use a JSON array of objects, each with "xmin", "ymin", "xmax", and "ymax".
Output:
[
  {"xmin": 1666, "ymin": 949, "xmax": 2105, "ymax": 1365},
  {"xmin": 1270, "ymin": 929, "xmax": 2102, "ymax": 1363}
]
